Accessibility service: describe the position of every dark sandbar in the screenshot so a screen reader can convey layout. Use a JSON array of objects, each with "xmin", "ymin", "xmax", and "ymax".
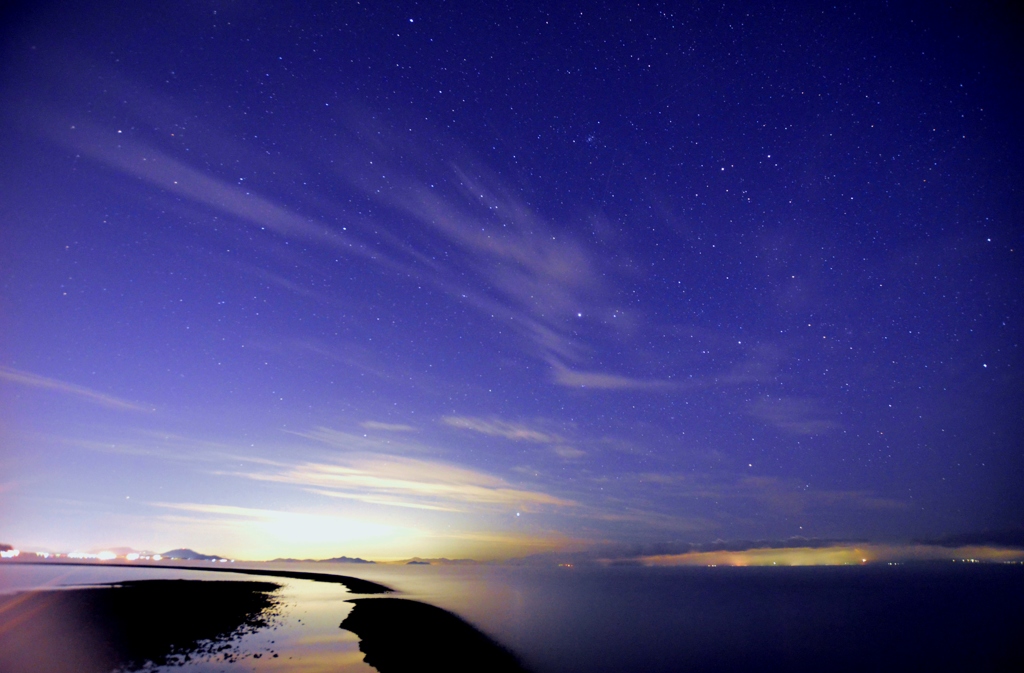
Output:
[
  {"xmin": 14, "ymin": 559, "xmax": 394, "ymax": 594},
  {"xmin": 340, "ymin": 597, "xmax": 529, "ymax": 673},
  {"xmin": 0, "ymin": 579, "xmax": 280, "ymax": 673}
]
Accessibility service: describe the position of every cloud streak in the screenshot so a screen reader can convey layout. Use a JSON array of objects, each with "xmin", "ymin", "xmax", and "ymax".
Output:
[
  {"xmin": 442, "ymin": 416, "xmax": 561, "ymax": 443},
  {"xmin": 361, "ymin": 421, "xmax": 418, "ymax": 433},
  {"xmin": 55, "ymin": 123, "xmax": 352, "ymax": 253},
  {"xmin": 0, "ymin": 367, "xmax": 152, "ymax": 412},
  {"xmin": 749, "ymin": 396, "xmax": 838, "ymax": 435},
  {"xmin": 227, "ymin": 453, "xmax": 576, "ymax": 513},
  {"xmin": 549, "ymin": 362, "xmax": 680, "ymax": 391},
  {"xmin": 364, "ymin": 161, "xmax": 606, "ymax": 367},
  {"xmin": 443, "ymin": 415, "xmax": 586, "ymax": 459},
  {"xmin": 46, "ymin": 107, "xmax": 776, "ymax": 396}
]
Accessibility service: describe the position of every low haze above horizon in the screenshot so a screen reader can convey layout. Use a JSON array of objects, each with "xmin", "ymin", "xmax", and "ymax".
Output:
[{"xmin": 1, "ymin": 0, "xmax": 1021, "ymax": 562}]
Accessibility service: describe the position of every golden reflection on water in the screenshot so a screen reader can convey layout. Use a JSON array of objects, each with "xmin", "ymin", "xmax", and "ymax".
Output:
[
  {"xmin": 0, "ymin": 565, "xmax": 378, "ymax": 673},
  {"xmin": 192, "ymin": 575, "xmax": 376, "ymax": 672},
  {"xmin": 4, "ymin": 559, "xmax": 1023, "ymax": 673}
]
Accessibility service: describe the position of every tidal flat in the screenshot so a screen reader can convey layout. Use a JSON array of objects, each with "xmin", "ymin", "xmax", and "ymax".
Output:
[
  {"xmin": 0, "ymin": 578, "xmax": 282, "ymax": 672},
  {"xmin": 0, "ymin": 562, "xmax": 530, "ymax": 673},
  {"xmin": 0, "ymin": 564, "xmax": 382, "ymax": 672}
]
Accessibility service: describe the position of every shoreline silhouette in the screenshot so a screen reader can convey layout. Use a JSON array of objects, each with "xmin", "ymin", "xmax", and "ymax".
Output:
[
  {"xmin": 9, "ymin": 559, "xmax": 393, "ymax": 594},
  {"xmin": 0, "ymin": 579, "xmax": 280, "ymax": 673},
  {"xmin": 340, "ymin": 597, "xmax": 530, "ymax": 673}
]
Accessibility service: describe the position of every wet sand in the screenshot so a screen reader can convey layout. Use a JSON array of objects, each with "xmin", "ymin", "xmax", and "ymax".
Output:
[
  {"xmin": 2, "ymin": 563, "xmax": 531, "ymax": 672},
  {"xmin": 14, "ymin": 559, "xmax": 394, "ymax": 594},
  {"xmin": 0, "ymin": 579, "xmax": 281, "ymax": 673},
  {"xmin": 341, "ymin": 597, "xmax": 529, "ymax": 673}
]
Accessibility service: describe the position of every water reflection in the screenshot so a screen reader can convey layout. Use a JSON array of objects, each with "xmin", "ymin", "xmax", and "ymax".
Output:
[
  {"xmin": 0, "ymin": 565, "xmax": 377, "ymax": 672},
  {"xmin": 0, "ymin": 579, "xmax": 280, "ymax": 672},
  {"xmin": 3, "ymin": 562, "xmax": 1023, "ymax": 672}
]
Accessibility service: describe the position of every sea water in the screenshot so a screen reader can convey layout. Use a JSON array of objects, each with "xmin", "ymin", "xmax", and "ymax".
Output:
[
  {"xmin": 339, "ymin": 562, "xmax": 1024, "ymax": 672},
  {"xmin": 2, "ymin": 561, "xmax": 1022, "ymax": 672}
]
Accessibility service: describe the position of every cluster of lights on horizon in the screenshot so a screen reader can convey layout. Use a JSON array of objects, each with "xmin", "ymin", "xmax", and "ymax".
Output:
[
  {"xmin": 2, "ymin": 544, "xmax": 1023, "ymax": 567},
  {"xmin": 0, "ymin": 549, "xmax": 243, "ymax": 563},
  {"xmin": 636, "ymin": 544, "xmax": 1024, "ymax": 567}
]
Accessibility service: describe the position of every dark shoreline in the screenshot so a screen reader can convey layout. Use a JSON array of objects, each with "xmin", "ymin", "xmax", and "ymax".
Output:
[
  {"xmin": 2, "ymin": 562, "xmax": 532, "ymax": 673},
  {"xmin": 0, "ymin": 579, "xmax": 281, "ymax": 673},
  {"xmin": 340, "ymin": 597, "xmax": 530, "ymax": 673},
  {"xmin": 5, "ymin": 559, "xmax": 394, "ymax": 594}
]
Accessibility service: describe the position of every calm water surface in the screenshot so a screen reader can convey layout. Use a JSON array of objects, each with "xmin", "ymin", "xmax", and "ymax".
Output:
[{"xmin": 3, "ymin": 562, "xmax": 1023, "ymax": 672}]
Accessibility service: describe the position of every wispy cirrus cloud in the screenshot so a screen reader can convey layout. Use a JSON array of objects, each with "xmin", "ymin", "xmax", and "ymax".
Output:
[
  {"xmin": 442, "ymin": 416, "xmax": 560, "ymax": 443},
  {"xmin": 291, "ymin": 427, "xmax": 429, "ymax": 454},
  {"xmin": 52, "ymin": 122, "xmax": 358, "ymax": 258},
  {"xmin": 49, "ymin": 114, "xmax": 606, "ymax": 383},
  {"xmin": 737, "ymin": 476, "xmax": 906, "ymax": 515},
  {"xmin": 151, "ymin": 502, "xmax": 287, "ymax": 520},
  {"xmin": 45, "ymin": 99, "xmax": 771, "ymax": 395},
  {"xmin": 362, "ymin": 161, "xmax": 605, "ymax": 365},
  {"xmin": 226, "ymin": 453, "xmax": 575, "ymax": 514},
  {"xmin": 443, "ymin": 415, "xmax": 586, "ymax": 459},
  {"xmin": 548, "ymin": 342, "xmax": 783, "ymax": 391},
  {"xmin": 552, "ymin": 445, "xmax": 586, "ymax": 459},
  {"xmin": 549, "ymin": 362, "xmax": 679, "ymax": 391},
  {"xmin": 361, "ymin": 421, "xmax": 418, "ymax": 433},
  {"xmin": 629, "ymin": 471, "xmax": 906, "ymax": 516},
  {"xmin": 304, "ymin": 488, "xmax": 461, "ymax": 512},
  {"xmin": 0, "ymin": 366, "xmax": 152, "ymax": 412},
  {"xmin": 749, "ymin": 396, "xmax": 838, "ymax": 435}
]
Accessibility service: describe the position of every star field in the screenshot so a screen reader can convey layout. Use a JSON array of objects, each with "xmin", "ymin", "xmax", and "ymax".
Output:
[{"xmin": 0, "ymin": 0, "xmax": 1020, "ymax": 559}]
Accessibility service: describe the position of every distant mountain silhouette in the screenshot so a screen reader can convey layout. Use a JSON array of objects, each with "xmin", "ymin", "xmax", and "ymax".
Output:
[
  {"xmin": 160, "ymin": 549, "xmax": 224, "ymax": 561},
  {"xmin": 400, "ymin": 557, "xmax": 478, "ymax": 565},
  {"xmin": 268, "ymin": 556, "xmax": 375, "ymax": 564}
]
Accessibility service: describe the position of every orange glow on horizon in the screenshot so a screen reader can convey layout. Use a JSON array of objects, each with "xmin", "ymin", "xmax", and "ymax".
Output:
[{"xmin": 637, "ymin": 544, "xmax": 1024, "ymax": 567}]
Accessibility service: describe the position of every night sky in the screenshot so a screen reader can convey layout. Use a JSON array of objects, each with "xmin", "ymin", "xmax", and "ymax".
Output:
[{"xmin": 1, "ymin": 1, "xmax": 1021, "ymax": 561}]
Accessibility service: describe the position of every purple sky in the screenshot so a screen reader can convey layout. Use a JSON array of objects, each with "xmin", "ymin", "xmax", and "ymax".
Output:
[{"xmin": 1, "ymin": 1, "xmax": 1020, "ymax": 560}]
